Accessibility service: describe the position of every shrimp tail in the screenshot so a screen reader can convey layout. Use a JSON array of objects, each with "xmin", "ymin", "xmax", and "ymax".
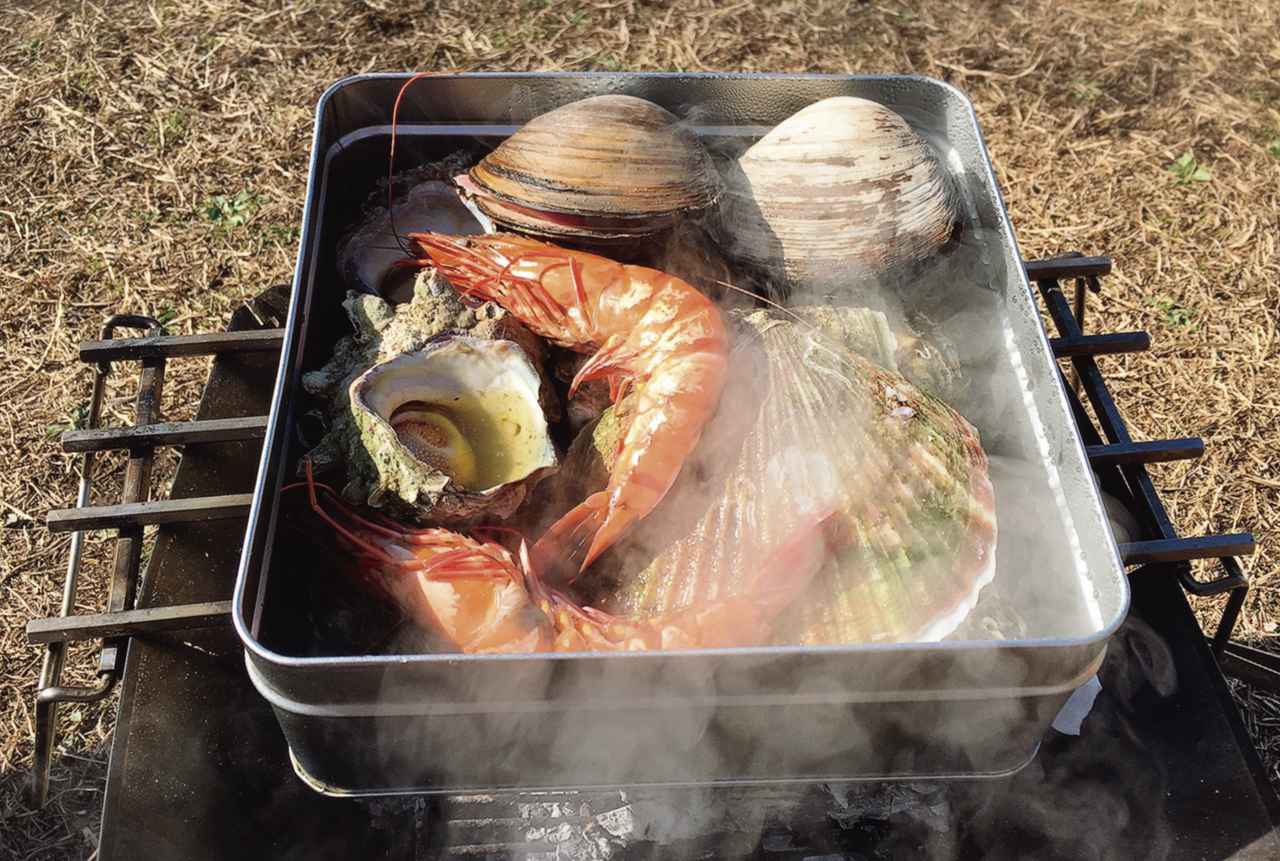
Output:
[{"xmin": 532, "ymin": 490, "xmax": 612, "ymax": 583}]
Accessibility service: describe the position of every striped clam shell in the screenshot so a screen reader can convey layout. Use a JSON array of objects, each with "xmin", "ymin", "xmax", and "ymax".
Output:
[
  {"xmin": 465, "ymin": 95, "xmax": 721, "ymax": 242},
  {"xmin": 722, "ymin": 97, "xmax": 957, "ymax": 292},
  {"xmin": 596, "ymin": 310, "xmax": 996, "ymax": 646}
]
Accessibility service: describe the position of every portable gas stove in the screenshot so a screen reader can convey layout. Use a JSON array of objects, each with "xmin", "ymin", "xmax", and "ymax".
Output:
[{"xmin": 25, "ymin": 256, "xmax": 1279, "ymax": 859}]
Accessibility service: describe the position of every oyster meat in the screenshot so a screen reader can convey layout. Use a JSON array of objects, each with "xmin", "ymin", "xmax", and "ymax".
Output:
[
  {"xmin": 458, "ymin": 95, "xmax": 721, "ymax": 244},
  {"xmin": 577, "ymin": 310, "xmax": 996, "ymax": 645},
  {"xmin": 722, "ymin": 96, "xmax": 957, "ymax": 296},
  {"xmin": 349, "ymin": 337, "xmax": 557, "ymax": 523}
]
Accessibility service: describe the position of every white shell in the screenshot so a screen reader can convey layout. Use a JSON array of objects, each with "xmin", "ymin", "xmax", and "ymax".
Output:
[
  {"xmin": 591, "ymin": 310, "xmax": 996, "ymax": 646},
  {"xmin": 722, "ymin": 97, "xmax": 956, "ymax": 291},
  {"xmin": 349, "ymin": 337, "xmax": 557, "ymax": 522}
]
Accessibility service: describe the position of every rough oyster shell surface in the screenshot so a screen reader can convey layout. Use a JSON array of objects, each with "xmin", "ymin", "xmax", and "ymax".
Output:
[
  {"xmin": 584, "ymin": 310, "xmax": 995, "ymax": 645},
  {"xmin": 349, "ymin": 337, "xmax": 557, "ymax": 522},
  {"xmin": 463, "ymin": 95, "xmax": 721, "ymax": 242},
  {"xmin": 723, "ymin": 96, "xmax": 957, "ymax": 294}
]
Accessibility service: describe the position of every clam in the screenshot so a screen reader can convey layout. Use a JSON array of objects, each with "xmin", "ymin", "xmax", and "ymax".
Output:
[
  {"xmin": 722, "ymin": 96, "xmax": 957, "ymax": 294},
  {"xmin": 348, "ymin": 337, "xmax": 557, "ymax": 523},
  {"xmin": 457, "ymin": 95, "xmax": 721, "ymax": 244},
  {"xmin": 339, "ymin": 178, "xmax": 483, "ymax": 304}
]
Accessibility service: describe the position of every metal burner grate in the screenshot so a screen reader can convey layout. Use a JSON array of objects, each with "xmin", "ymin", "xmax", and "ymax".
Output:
[
  {"xmin": 25, "ymin": 257, "xmax": 1266, "ymax": 810},
  {"xmin": 26, "ymin": 302, "xmax": 284, "ymax": 806}
]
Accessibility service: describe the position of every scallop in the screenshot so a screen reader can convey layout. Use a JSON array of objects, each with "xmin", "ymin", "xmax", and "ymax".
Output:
[
  {"xmin": 348, "ymin": 337, "xmax": 558, "ymax": 523},
  {"xmin": 575, "ymin": 310, "xmax": 995, "ymax": 646},
  {"xmin": 722, "ymin": 96, "xmax": 957, "ymax": 294},
  {"xmin": 458, "ymin": 95, "xmax": 721, "ymax": 244}
]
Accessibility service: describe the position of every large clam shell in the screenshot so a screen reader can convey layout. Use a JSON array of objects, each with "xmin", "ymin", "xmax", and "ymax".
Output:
[
  {"xmin": 722, "ymin": 96, "xmax": 957, "ymax": 294},
  {"xmin": 461, "ymin": 95, "xmax": 721, "ymax": 243},
  {"xmin": 588, "ymin": 310, "xmax": 995, "ymax": 645},
  {"xmin": 349, "ymin": 337, "xmax": 557, "ymax": 523}
]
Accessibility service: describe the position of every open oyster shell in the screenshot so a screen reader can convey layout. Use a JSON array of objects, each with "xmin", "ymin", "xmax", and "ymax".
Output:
[
  {"xmin": 337, "ymin": 154, "xmax": 483, "ymax": 304},
  {"xmin": 349, "ymin": 337, "xmax": 557, "ymax": 522},
  {"xmin": 722, "ymin": 96, "xmax": 957, "ymax": 296},
  {"xmin": 458, "ymin": 95, "xmax": 721, "ymax": 245}
]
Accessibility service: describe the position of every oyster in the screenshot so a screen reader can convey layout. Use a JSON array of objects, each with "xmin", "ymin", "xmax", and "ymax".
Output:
[
  {"xmin": 349, "ymin": 337, "xmax": 557, "ymax": 522},
  {"xmin": 458, "ymin": 95, "xmax": 721, "ymax": 244},
  {"xmin": 578, "ymin": 310, "xmax": 995, "ymax": 645},
  {"xmin": 722, "ymin": 96, "xmax": 957, "ymax": 295},
  {"xmin": 301, "ymin": 269, "xmax": 559, "ymax": 520}
]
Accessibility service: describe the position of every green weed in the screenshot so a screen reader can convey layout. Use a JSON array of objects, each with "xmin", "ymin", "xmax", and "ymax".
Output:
[
  {"xmin": 1166, "ymin": 151, "xmax": 1211, "ymax": 184},
  {"xmin": 205, "ymin": 189, "xmax": 259, "ymax": 228},
  {"xmin": 1150, "ymin": 297, "xmax": 1196, "ymax": 329}
]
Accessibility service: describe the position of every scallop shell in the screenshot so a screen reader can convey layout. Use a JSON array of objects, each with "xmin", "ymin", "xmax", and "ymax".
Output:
[
  {"xmin": 349, "ymin": 337, "xmax": 557, "ymax": 523},
  {"xmin": 591, "ymin": 310, "xmax": 996, "ymax": 645},
  {"xmin": 338, "ymin": 180, "xmax": 483, "ymax": 304},
  {"xmin": 461, "ymin": 95, "xmax": 721, "ymax": 243},
  {"xmin": 723, "ymin": 96, "xmax": 957, "ymax": 293}
]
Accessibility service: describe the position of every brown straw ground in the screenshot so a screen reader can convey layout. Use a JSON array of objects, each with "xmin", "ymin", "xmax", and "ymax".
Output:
[{"xmin": 1, "ymin": 1, "xmax": 1276, "ymax": 856}]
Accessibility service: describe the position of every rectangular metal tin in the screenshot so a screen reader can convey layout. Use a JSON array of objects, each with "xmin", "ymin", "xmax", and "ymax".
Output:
[{"xmin": 233, "ymin": 73, "xmax": 1129, "ymax": 794}]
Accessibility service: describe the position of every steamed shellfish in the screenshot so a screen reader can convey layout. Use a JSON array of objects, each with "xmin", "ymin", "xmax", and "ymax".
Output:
[
  {"xmin": 457, "ymin": 95, "xmax": 721, "ymax": 244},
  {"xmin": 338, "ymin": 180, "xmax": 483, "ymax": 304},
  {"xmin": 348, "ymin": 337, "xmax": 557, "ymax": 523},
  {"xmin": 581, "ymin": 310, "xmax": 996, "ymax": 645},
  {"xmin": 722, "ymin": 96, "xmax": 957, "ymax": 294}
]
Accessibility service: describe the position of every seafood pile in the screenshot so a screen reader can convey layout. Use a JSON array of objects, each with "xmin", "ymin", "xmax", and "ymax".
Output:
[{"xmin": 295, "ymin": 90, "xmax": 998, "ymax": 655}]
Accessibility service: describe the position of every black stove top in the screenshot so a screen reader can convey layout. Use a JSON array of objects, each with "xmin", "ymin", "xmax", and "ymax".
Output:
[{"xmin": 33, "ymin": 260, "xmax": 1278, "ymax": 859}]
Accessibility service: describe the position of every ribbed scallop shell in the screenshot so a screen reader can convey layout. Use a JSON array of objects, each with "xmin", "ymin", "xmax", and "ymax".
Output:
[
  {"xmin": 465, "ymin": 95, "xmax": 720, "ymax": 242},
  {"xmin": 597, "ymin": 311, "xmax": 996, "ymax": 645},
  {"xmin": 723, "ymin": 97, "xmax": 957, "ymax": 292}
]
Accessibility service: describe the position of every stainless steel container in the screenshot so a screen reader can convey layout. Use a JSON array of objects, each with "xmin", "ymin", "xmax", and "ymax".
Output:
[{"xmin": 234, "ymin": 73, "xmax": 1129, "ymax": 796}]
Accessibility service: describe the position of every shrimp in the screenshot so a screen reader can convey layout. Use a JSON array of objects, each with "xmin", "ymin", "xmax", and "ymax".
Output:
[
  {"xmin": 402, "ymin": 232, "xmax": 729, "ymax": 578},
  {"xmin": 290, "ymin": 461, "xmax": 835, "ymax": 653},
  {"xmin": 287, "ymin": 461, "xmax": 551, "ymax": 654}
]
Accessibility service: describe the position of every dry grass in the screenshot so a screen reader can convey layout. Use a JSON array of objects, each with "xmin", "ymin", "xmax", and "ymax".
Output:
[{"xmin": 1, "ymin": 0, "xmax": 1276, "ymax": 856}]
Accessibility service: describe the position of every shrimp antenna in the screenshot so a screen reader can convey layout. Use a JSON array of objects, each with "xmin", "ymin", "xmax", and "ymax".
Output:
[
  {"xmin": 712, "ymin": 279, "xmax": 808, "ymax": 325},
  {"xmin": 387, "ymin": 72, "xmax": 439, "ymax": 258}
]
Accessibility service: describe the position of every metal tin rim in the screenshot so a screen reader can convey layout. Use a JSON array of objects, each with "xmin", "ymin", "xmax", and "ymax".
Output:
[{"xmin": 232, "ymin": 71, "xmax": 1130, "ymax": 674}]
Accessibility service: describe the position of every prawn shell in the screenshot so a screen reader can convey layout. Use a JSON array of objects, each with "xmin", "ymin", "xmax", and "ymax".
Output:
[
  {"xmin": 594, "ymin": 310, "xmax": 996, "ymax": 646},
  {"xmin": 467, "ymin": 95, "xmax": 721, "ymax": 240},
  {"xmin": 722, "ymin": 97, "xmax": 957, "ymax": 292}
]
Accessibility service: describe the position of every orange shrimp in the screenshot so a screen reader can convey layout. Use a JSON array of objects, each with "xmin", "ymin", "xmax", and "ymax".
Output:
[
  {"xmin": 403, "ymin": 232, "xmax": 729, "ymax": 578},
  {"xmin": 288, "ymin": 462, "xmax": 551, "ymax": 654},
  {"xmin": 291, "ymin": 462, "xmax": 836, "ymax": 653}
]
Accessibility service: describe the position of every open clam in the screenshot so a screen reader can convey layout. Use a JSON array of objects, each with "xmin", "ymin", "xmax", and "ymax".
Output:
[
  {"xmin": 722, "ymin": 96, "xmax": 957, "ymax": 295},
  {"xmin": 457, "ymin": 95, "xmax": 721, "ymax": 244},
  {"xmin": 349, "ymin": 337, "xmax": 557, "ymax": 523}
]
